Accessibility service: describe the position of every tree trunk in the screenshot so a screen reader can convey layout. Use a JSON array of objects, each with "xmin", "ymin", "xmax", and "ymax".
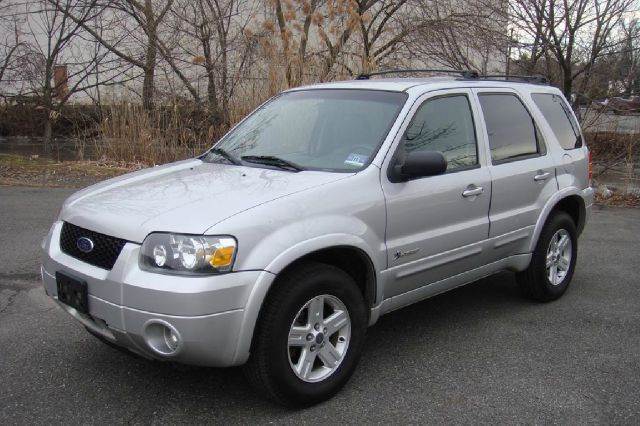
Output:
[
  {"xmin": 220, "ymin": 36, "xmax": 229, "ymax": 126},
  {"xmin": 201, "ymin": 30, "xmax": 220, "ymax": 124},
  {"xmin": 142, "ymin": 44, "xmax": 156, "ymax": 110},
  {"xmin": 562, "ymin": 70, "xmax": 573, "ymax": 100},
  {"xmin": 43, "ymin": 59, "xmax": 54, "ymax": 153},
  {"xmin": 43, "ymin": 117, "xmax": 53, "ymax": 154},
  {"xmin": 142, "ymin": 0, "xmax": 157, "ymax": 111},
  {"xmin": 206, "ymin": 64, "xmax": 221, "ymax": 124},
  {"xmin": 359, "ymin": 14, "xmax": 371, "ymax": 73},
  {"xmin": 274, "ymin": 0, "xmax": 293, "ymax": 87}
]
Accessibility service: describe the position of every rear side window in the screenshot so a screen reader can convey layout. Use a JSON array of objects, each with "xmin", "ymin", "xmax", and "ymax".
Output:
[
  {"xmin": 401, "ymin": 95, "xmax": 478, "ymax": 172},
  {"xmin": 532, "ymin": 93, "xmax": 582, "ymax": 149},
  {"xmin": 479, "ymin": 94, "xmax": 542, "ymax": 163}
]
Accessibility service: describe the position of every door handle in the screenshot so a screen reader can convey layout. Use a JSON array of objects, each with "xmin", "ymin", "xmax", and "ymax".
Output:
[
  {"xmin": 462, "ymin": 185, "xmax": 484, "ymax": 198},
  {"xmin": 534, "ymin": 171, "xmax": 551, "ymax": 181}
]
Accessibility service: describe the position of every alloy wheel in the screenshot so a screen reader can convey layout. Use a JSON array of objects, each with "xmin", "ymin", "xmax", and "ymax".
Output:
[
  {"xmin": 546, "ymin": 228, "xmax": 572, "ymax": 286},
  {"xmin": 287, "ymin": 294, "xmax": 351, "ymax": 383}
]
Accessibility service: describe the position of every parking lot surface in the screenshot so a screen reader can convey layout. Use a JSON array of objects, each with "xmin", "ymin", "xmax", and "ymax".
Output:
[{"xmin": 1, "ymin": 186, "xmax": 639, "ymax": 424}]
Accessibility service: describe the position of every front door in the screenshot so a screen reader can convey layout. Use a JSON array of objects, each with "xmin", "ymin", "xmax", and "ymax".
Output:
[{"xmin": 382, "ymin": 90, "xmax": 491, "ymax": 298}]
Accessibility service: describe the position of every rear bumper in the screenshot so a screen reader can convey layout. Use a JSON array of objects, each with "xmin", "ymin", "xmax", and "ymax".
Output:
[
  {"xmin": 581, "ymin": 186, "xmax": 595, "ymax": 233},
  {"xmin": 41, "ymin": 221, "xmax": 275, "ymax": 367}
]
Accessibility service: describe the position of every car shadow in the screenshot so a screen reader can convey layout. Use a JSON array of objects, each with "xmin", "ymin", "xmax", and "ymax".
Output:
[{"xmin": 70, "ymin": 271, "xmax": 533, "ymax": 416}]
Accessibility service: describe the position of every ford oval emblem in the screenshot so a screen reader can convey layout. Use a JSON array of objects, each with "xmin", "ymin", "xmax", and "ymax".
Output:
[{"xmin": 77, "ymin": 237, "xmax": 94, "ymax": 253}]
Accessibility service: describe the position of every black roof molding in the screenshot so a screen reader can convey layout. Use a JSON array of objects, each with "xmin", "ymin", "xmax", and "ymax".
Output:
[
  {"xmin": 355, "ymin": 69, "xmax": 549, "ymax": 85},
  {"xmin": 355, "ymin": 69, "xmax": 479, "ymax": 80}
]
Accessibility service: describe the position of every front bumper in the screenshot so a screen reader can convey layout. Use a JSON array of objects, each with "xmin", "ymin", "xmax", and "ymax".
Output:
[{"xmin": 41, "ymin": 221, "xmax": 274, "ymax": 367}]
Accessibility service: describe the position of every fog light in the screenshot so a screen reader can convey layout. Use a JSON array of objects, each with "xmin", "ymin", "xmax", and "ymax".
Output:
[{"xmin": 143, "ymin": 320, "xmax": 182, "ymax": 356}]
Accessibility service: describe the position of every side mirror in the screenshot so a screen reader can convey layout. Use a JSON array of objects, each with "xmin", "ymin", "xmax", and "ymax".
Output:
[{"xmin": 390, "ymin": 151, "xmax": 447, "ymax": 182}]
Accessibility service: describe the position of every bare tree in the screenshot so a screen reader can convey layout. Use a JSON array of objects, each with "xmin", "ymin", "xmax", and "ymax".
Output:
[
  {"xmin": 509, "ymin": 0, "xmax": 636, "ymax": 98},
  {"xmin": 169, "ymin": 0, "xmax": 257, "ymax": 124},
  {"xmin": 258, "ymin": 0, "xmax": 323, "ymax": 87},
  {"xmin": 0, "ymin": 0, "xmax": 27, "ymax": 92},
  {"xmin": 506, "ymin": 0, "xmax": 549, "ymax": 74},
  {"xmin": 404, "ymin": 0, "xmax": 507, "ymax": 74},
  {"xmin": 354, "ymin": 0, "xmax": 409, "ymax": 72},
  {"xmin": 317, "ymin": 0, "xmax": 375, "ymax": 79},
  {"xmin": 317, "ymin": 0, "xmax": 423, "ymax": 77},
  {"xmin": 260, "ymin": 0, "xmax": 404, "ymax": 84},
  {"xmin": 122, "ymin": 0, "xmax": 174, "ymax": 109},
  {"xmin": 614, "ymin": 19, "xmax": 640, "ymax": 96},
  {"xmin": 21, "ymin": 0, "xmax": 130, "ymax": 148},
  {"xmin": 50, "ymin": 0, "xmax": 175, "ymax": 110}
]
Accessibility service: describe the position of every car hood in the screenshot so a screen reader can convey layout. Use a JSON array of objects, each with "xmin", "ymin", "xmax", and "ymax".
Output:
[{"xmin": 60, "ymin": 159, "xmax": 350, "ymax": 242}]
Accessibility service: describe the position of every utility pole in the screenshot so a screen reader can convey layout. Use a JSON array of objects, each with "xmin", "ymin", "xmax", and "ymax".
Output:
[{"xmin": 506, "ymin": 28, "xmax": 514, "ymax": 75}]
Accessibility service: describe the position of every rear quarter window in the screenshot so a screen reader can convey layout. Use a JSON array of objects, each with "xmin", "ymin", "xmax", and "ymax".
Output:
[{"xmin": 532, "ymin": 93, "xmax": 582, "ymax": 150}]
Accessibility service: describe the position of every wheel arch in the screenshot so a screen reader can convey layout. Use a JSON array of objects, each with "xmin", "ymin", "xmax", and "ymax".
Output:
[
  {"xmin": 232, "ymin": 239, "xmax": 380, "ymax": 365},
  {"xmin": 274, "ymin": 246, "xmax": 377, "ymax": 309},
  {"xmin": 552, "ymin": 195, "xmax": 586, "ymax": 234},
  {"xmin": 529, "ymin": 188, "xmax": 587, "ymax": 252}
]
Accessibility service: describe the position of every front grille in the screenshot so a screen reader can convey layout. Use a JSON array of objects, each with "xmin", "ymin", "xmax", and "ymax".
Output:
[{"xmin": 60, "ymin": 222, "xmax": 128, "ymax": 270}]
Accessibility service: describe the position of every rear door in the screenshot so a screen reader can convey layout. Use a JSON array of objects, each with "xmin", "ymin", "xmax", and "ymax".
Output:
[
  {"xmin": 530, "ymin": 92, "xmax": 590, "ymax": 191},
  {"xmin": 474, "ymin": 89, "xmax": 558, "ymax": 259},
  {"xmin": 382, "ymin": 89, "xmax": 492, "ymax": 298}
]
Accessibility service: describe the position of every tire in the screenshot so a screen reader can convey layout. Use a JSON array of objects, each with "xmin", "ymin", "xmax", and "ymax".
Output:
[
  {"xmin": 244, "ymin": 262, "xmax": 367, "ymax": 407},
  {"xmin": 517, "ymin": 211, "xmax": 578, "ymax": 302}
]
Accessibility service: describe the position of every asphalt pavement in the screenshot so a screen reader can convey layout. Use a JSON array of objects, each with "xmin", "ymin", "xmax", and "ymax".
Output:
[{"xmin": 1, "ymin": 186, "xmax": 639, "ymax": 424}]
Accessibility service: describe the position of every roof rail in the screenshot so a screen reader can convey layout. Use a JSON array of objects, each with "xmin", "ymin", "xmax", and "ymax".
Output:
[
  {"xmin": 480, "ymin": 74, "xmax": 549, "ymax": 84},
  {"xmin": 354, "ymin": 69, "xmax": 550, "ymax": 85},
  {"xmin": 355, "ymin": 69, "xmax": 479, "ymax": 80}
]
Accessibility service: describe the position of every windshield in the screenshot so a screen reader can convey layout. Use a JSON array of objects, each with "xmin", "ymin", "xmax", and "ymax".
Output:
[{"xmin": 205, "ymin": 89, "xmax": 408, "ymax": 172}]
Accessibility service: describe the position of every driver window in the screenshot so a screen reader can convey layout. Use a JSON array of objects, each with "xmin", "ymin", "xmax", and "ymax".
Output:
[{"xmin": 400, "ymin": 95, "xmax": 478, "ymax": 172}]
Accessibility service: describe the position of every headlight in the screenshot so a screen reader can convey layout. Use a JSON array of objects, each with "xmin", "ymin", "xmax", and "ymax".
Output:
[{"xmin": 139, "ymin": 233, "xmax": 237, "ymax": 275}]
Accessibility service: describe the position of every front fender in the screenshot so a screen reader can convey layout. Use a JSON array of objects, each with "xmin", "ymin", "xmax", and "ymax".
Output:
[
  {"xmin": 207, "ymin": 167, "xmax": 387, "ymax": 364},
  {"xmin": 230, "ymin": 232, "xmax": 383, "ymax": 366}
]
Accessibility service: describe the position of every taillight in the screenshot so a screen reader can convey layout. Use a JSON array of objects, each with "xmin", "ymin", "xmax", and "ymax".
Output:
[{"xmin": 588, "ymin": 150, "xmax": 593, "ymax": 184}]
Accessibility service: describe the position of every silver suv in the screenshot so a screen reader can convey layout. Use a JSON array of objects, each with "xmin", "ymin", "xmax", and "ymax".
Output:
[{"xmin": 41, "ymin": 72, "xmax": 594, "ymax": 406}]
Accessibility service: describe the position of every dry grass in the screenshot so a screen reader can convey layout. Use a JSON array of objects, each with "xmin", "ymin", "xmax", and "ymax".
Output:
[
  {"xmin": 0, "ymin": 153, "xmax": 140, "ymax": 188},
  {"xmin": 74, "ymin": 87, "xmax": 271, "ymax": 165},
  {"xmin": 587, "ymin": 131, "xmax": 638, "ymax": 189},
  {"xmin": 595, "ymin": 191, "xmax": 640, "ymax": 207},
  {"xmin": 82, "ymin": 103, "xmax": 212, "ymax": 165}
]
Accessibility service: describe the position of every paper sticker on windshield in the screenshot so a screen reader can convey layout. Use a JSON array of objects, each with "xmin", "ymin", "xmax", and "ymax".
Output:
[{"xmin": 344, "ymin": 153, "xmax": 368, "ymax": 167}]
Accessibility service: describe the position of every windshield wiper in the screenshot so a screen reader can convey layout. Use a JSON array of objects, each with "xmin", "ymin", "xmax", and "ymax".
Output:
[
  {"xmin": 241, "ymin": 155, "xmax": 304, "ymax": 172},
  {"xmin": 207, "ymin": 147, "xmax": 241, "ymax": 165}
]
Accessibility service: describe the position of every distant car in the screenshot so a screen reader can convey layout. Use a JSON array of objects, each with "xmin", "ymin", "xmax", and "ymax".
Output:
[
  {"xmin": 41, "ymin": 72, "xmax": 593, "ymax": 406},
  {"xmin": 593, "ymin": 96, "xmax": 640, "ymax": 115}
]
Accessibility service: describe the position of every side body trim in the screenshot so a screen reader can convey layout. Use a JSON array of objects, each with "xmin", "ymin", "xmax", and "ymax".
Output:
[{"xmin": 378, "ymin": 254, "xmax": 532, "ymax": 317}]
